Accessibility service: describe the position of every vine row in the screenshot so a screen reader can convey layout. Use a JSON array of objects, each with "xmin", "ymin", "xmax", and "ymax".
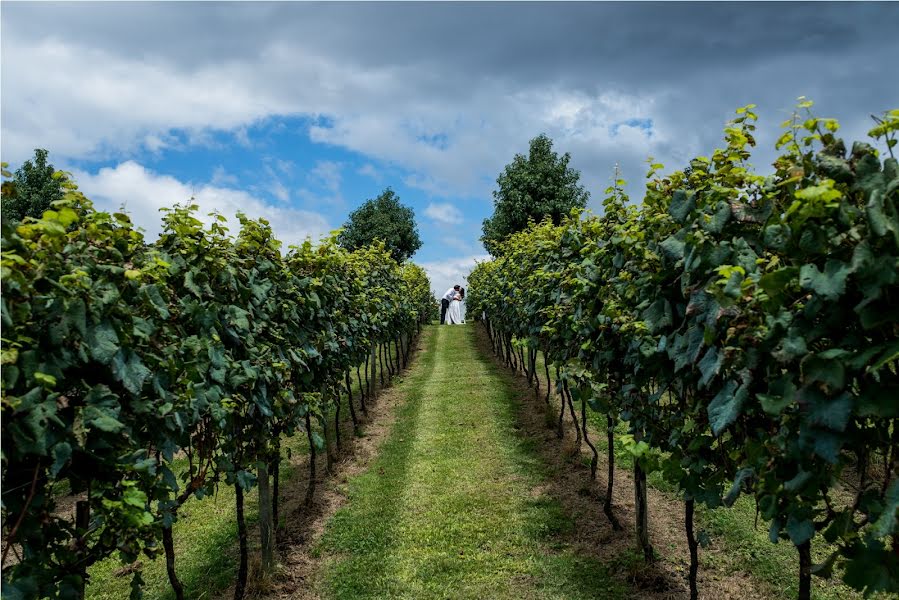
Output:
[
  {"xmin": 1, "ymin": 184, "xmax": 433, "ymax": 598},
  {"xmin": 468, "ymin": 104, "xmax": 898, "ymax": 599}
]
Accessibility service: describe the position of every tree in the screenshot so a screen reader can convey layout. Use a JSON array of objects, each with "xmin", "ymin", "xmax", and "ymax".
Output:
[
  {"xmin": 1, "ymin": 149, "xmax": 65, "ymax": 223},
  {"xmin": 481, "ymin": 134, "xmax": 589, "ymax": 255},
  {"xmin": 337, "ymin": 188, "xmax": 422, "ymax": 262}
]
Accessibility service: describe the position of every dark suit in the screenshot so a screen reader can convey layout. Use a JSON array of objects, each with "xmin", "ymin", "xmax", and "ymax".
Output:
[{"xmin": 440, "ymin": 298, "xmax": 450, "ymax": 324}]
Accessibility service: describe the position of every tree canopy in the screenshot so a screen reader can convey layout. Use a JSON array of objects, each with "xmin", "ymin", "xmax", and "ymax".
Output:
[
  {"xmin": 337, "ymin": 188, "xmax": 422, "ymax": 262},
  {"xmin": 1, "ymin": 149, "xmax": 66, "ymax": 223},
  {"xmin": 481, "ymin": 134, "xmax": 589, "ymax": 255}
]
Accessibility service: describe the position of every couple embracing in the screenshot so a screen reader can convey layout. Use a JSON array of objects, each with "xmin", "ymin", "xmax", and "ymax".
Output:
[{"xmin": 440, "ymin": 284, "xmax": 465, "ymax": 325}]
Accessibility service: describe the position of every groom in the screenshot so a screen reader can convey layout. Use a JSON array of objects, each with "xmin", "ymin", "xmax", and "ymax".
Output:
[{"xmin": 441, "ymin": 284, "xmax": 460, "ymax": 324}]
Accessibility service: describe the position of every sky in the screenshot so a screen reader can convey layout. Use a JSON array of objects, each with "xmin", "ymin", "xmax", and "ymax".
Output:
[{"xmin": 2, "ymin": 1, "xmax": 897, "ymax": 297}]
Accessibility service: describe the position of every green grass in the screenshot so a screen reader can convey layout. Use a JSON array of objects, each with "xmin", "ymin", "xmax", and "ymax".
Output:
[
  {"xmin": 83, "ymin": 326, "xmax": 870, "ymax": 599},
  {"xmin": 317, "ymin": 324, "xmax": 625, "ymax": 599},
  {"xmin": 85, "ymin": 432, "xmax": 309, "ymax": 600}
]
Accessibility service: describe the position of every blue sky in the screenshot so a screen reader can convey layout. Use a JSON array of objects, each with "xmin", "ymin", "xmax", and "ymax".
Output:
[
  {"xmin": 2, "ymin": 2, "xmax": 897, "ymax": 296},
  {"xmin": 60, "ymin": 116, "xmax": 494, "ymax": 268}
]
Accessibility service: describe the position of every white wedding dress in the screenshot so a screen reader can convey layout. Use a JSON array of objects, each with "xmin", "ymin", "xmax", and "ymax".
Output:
[{"xmin": 446, "ymin": 294, "xmax": 463, "ymax": 324}]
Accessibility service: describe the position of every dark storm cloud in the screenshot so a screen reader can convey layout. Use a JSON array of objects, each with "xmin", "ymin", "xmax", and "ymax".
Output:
[
  {"xmin": 2, "ymin": 2, "xmax": 897, "ymax": 203},
  {"xmin": 5, "ymin": 2, "xmax": 890, "ymax": 82}
]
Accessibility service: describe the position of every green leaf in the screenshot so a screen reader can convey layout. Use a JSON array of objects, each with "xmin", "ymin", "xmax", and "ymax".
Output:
[
  {"xmin": 773, "ymin": 328, "xmax": 808, "ymax": 362},
  {"xmin": 769, "ymin": 518, "xmax": 782, "ymax": 544},
  {"xmin": 708, "ymin": 381, "xmax": 749, "ymax": 435},
  {"xmin": 758, "ymin": 392, "xmax": 792, "ymax": 416},
  {"xmin": 759, "ymin": 267, "xmax": 799, "ymax": 297},
  {"xmin": 34, "ymin": 372, "xmax": 57, "ymax": 388},
  {"xmin": 705, "ymin": 201, "xmax": 731, "ymax": 234},
  {"xmin": 802, "ymin": 355, "xmax": 846, "ymax": 390},
  {"xmin": 84, "ymin": 410, "xmax": 124, "ymax": 433},
  {"xmin": 697, "ymin": 346, "xmax": 722, "ymax": 388},
  {"xmin": 813, "ymin": 432, "xmax": 842, "ymax": 463},
  {"xmin": 872, "ymin": 479, "xmax": 898, "ymax": 538},
  {"xmin": 842, "ymin": 539, "xmax": 897, "ymax": 593},
  {"xmin": 63, "ymin": 298, "xmax": 87, "ymax": 337},
  {"xmin": 795, "ymin": 179, "xmax": 842, "ymax": 203},
  {"xmin": 763, "ymin": 224, "xmax": 791, "ymax": 251},
  {"xmin": 659, "ymin": 235, "xmax": 685, "ymax": 261},
  {"xmin": 869, "ymin": 341, "xmax": 899, "ymax": 374},
  {"xmin": 784, "ymin": 469, "xmax": 813, "ymax": 492},
  {"xmin": 759, "ymin": 376, "xmax": 797, "ymax": 416},
  {"xmin": 786, "ymin": 515, "xmax": 814, "ymax": 545},
  {"xmin": 817, "ymin": 154, "xmax": 852, "ymax": 182},
  {"xmin": 643, "ymin": 298, "xmax": 672, "ymax": 333},
  {"xmin": 111, "ymin": 351, "xmax": 152, "ymax": 396},
  {"xmin": 184, "ymin": 270, "xmax": 203, "ymax": 297},
  {"xmin": 50, "ymin": 442, "xmax": 72, "ymax": 477},
  {"xmin": 669, "ymin": 190, "xmax": 695, "ymax": 223},
  {"xmin": 88, "ymin": 321, "xmax": 120, "ymax": 365},
  {"xmin": 866, "ymin": 188, "xmax": 899, "ymax": 241},
  {"xmin": 723, "ymin": 468, "xmax": 753, "ymax": 507},
  {"xmin": 805, "ymin": 389, "xmax": 852, "ymax": 431},
  {"xmin": 723, "ymin": 271, "xmax": 744, "ymax": 299},
  {"xmin": 141, "ymin": 284, "xmax": 170, "ymax": 318},
  {"xmin": 235, "ymin": 470, "xmax": 257, "ymax": 490},
  {"xmin": 799, "ymin": 260, "xmax": 851, "ymax": 300}
]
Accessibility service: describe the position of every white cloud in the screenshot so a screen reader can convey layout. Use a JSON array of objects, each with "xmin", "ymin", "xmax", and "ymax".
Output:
[
  {"xmin": 261, "ymin": 160, "xmax": 294, "ymax": 203},
  {"xmin": 3, "ymin": 3, "xmax": 889, "ymax": 206},
  {"xmin": 143, "ymin": 133, "xmax": 172, "ymax": 153},
  {"xmin": 72, "ymin": 161, "xmax": 331, "ymax": 248},
  {"xmin": 308, "ymin": 160, "xmax": 342, "ymax": 193},
  {"xmin": 1, "ymin": 36, "xmax": 292, "ymax": 162},
  {"xmin": 296, "ymin": 160, "xmax": 344, "ymax": 208},
  {"xmin": 419, "ymin": 253, "xmax": 490, "ymax": 300},
  {"xmin": 234, "ymin": 127, "xmax": 252, "ymax": 147},
  {"xmin": 0, "ymin": 28, "xmax": 676, "ymax": 200},
  {"xmin": 210, "ymin": 165, "xmax": 238, "ymax": 186},
  {"xmin": 269, "ymin": 180, "xmax": 290, "ymax": 202},
  {"xmin": 424, "ymin": 202, "xmax": 464, "ymax": 225},
  {"xmin": 274, "ymin": 158, "xmax": 295, "ymax": 176},
  {"xmin": 357, "ymin": 163, "xmax": 382, "ymax": 182}
]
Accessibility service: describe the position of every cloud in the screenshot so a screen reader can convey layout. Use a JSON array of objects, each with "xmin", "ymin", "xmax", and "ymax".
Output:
[
  {"xmin": 72, "ymin": 161, "xmax": 331, "ymax": 248},
  {"xmin": 424, "ymin": 202, "xmax": 464, "ymax": 225},
  {"xmin": 269, "ymin": 180, "xmax": 290, "ymax": 202},
  {"xmin": 1, "ymin": 35, "xmax": 292, "ymax": 162},
  {"xmin": 309, "ymin": 160, "xmax": 342, "ymax": 193},
  {"xmin": 210, "ymin": 165, "xmax": 238, "ymax": 186},
  {"xmin": 296, "ymin": 160, "xmax": 344, "ymax": 208},
  {"xmin": 419, "ymin": 253, "xmax": 491, "ymax": 300},
  {"xmin": 273, "ymin": 158, "xmax": 295, "ymax": 176},
  {"xmin": 2, "ymin": 2, "xmax": 896, "ymax": 204},
  {"xmin": 357, "ymin": 163, "xmax": 382, "ymax": 182}
]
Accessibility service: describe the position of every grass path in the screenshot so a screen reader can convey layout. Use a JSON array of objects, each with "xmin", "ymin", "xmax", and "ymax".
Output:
[{"xmin": 315, "ymin": 324, "xmax": 623, "ymax": 599}]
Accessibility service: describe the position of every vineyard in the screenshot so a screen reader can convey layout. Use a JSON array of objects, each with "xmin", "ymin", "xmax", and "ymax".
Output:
[
  {"xmin": 2, "ymin": 104, "xmax": 898, "ymax": 600},
  {"xmin": 0, "ymin": 183, "xmax": 433, "ymax": 599},
  {"xmin": 467, "ymin": 106, "xmax": 899, "ymax": 599}
]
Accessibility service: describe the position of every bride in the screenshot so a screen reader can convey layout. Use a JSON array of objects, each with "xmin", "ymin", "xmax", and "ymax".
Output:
[{"xmin": 445, "ymin": 287, "xmax": 464, "ymax": 324}]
